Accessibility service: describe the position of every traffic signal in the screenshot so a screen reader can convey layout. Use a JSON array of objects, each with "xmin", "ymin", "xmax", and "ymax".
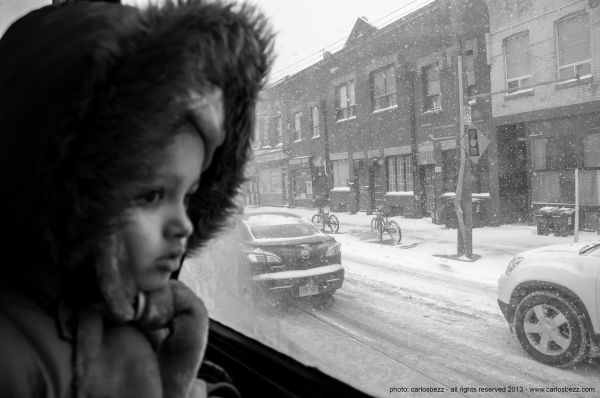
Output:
[{"xmin": 468, "ymin": 128, "xmax": 479, "ymax": 157}]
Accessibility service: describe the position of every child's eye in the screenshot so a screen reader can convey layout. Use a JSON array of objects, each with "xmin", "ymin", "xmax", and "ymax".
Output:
[{"xmin": 135, "ymin": 189, "xmax": 164, "ymax": 205}]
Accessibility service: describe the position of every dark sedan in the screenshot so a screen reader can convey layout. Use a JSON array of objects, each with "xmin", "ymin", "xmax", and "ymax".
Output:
[{"xmin": 240, "ymin": 211, "xmax": 344, "ymax": 305}]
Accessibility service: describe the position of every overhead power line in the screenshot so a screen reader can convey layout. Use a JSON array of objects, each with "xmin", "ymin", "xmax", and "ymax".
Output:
[{"xmin": 269, "ymin": 0, "xmax": 435, "ymax": 81}]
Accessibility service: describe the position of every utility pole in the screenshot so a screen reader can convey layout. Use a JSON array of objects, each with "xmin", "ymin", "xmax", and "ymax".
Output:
[
  {"xmin": 321, "ymin": 99, "xmax": 331, "ymax": 195},
  {"xmin": 453, "ymin": 1, "xmax": 473, "ymax": 258},
  {"xmin": 406, "ymin": 64, "xmax": 421, "ymax": 219}
]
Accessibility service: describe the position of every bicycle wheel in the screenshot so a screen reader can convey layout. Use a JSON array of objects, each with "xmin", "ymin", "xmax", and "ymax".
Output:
[
  {"xmin": 327, "ymin": 215, "xmax": 339, "ymax": 233},
  {"xmin": 311, "ymin": 214, "xmax": 321, "ymax": 225},
  {"xmin": 370, "ymin": 217, "xmax": 377, "ymax": 232},
  {"xmin": 386, "ymin": 220, "xmax": 402, "ymax": 243}
]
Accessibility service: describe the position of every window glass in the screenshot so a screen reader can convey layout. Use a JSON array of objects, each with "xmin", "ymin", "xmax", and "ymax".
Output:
[
  {"xmin": 504, "ymin": 33, "xmax": 531, "ymax": 91},
  {"xmin": 423, "ymin": 63, "xmax": 441, "ymax": 110},
  {"xmin": 293, "ymin": 112, "xmax": 302, "ymax": 141},
  {"xmin": 372, "ymin": 65, "xmax": 397, "ymax": 111},
  {"xmin": 532, "ymin": 138, "xmax": 547, "ymax": 170},
  {"xmin": 336, "ymin": 81, "xmax": 356, "ymax": 120},
  {"xmin": 386, "ymin": 155, "xmax": 412, "ymax": 191},
  {"xmin": 465, "ymin": 49, "xmax": 475, "ymax": 93},
  {"xmin": 332, "ymin": 159, "xmax": 349, "ymax": 187},
  {"xmin": 275, "ymin": 116, "xmax": 283, "ymax": 144},
  {"xmin": 557, "ymin": 13, "xmax": 591, "ymax": 79},
  {"xmin": 292, "ymin": 168, "xmax": 311, "ymax": 199},
  {"xmin": 311, "ymin": 106, "xmax": 320, "ymax": 136},
  {"xmin": 387, "ymin": 157, "xmax": 397, "ymax": 190},
  {"xmin": 584, "ymin": 134, "xmax": 600, "ymax": 168},
  {"xmin": 110, "ymin": 0, "xmax": 600, "ymax": 396}
]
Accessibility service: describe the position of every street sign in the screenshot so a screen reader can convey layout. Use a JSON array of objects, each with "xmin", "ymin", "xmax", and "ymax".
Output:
[{"xmin": 463, "ymin": 105, "xmax": 471, "ymax": 125}]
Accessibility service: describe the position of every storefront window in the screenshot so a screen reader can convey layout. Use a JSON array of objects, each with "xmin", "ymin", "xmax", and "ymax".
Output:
[
  {"xmin": 332, "ymin": 159, "xmax": 349, "ymax": 187},
  {"xmin": 258, "ymin": 168, "xmax": 282, "ymax": 194},
  {"xmin": 293, "ymin": 168, "xmax": 312, "ymax": 199}
]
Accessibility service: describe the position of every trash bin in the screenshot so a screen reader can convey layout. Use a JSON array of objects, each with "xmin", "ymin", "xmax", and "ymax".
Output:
[
  {"xmin": 441, "ymin": 195, "xmax": 488, "ymax": 229},
  {"xmin": 535, "ymin": 206, "xmax": 558, "ymax": 235},
  {"xmin": 552, "ymin": 207, "xmax": 575, "ymax": 237},
  {"xmin": 472, "ymin": 197, "xmax": 490, "ymax": 227}
]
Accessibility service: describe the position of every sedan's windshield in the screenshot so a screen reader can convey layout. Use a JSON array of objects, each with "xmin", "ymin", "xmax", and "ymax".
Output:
[{"xmin": 247, "ymin": 215, "xmax": 320, "ymax": 239}]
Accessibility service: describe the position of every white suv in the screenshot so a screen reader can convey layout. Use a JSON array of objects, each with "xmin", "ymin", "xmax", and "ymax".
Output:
[{"xmin": 497, "ymin": 241, "xmax": 600, "ymax": 367}]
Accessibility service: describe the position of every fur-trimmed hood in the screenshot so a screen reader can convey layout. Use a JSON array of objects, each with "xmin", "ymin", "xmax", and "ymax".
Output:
[{"xmin": 0, "ymin": 0, "xmax": 272, "ymax": 302}]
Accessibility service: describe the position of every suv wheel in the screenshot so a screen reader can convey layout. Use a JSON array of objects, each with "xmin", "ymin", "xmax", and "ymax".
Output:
[{"xmin": 514, "ymin": 291, "xmax": 588, "ymax": 367}]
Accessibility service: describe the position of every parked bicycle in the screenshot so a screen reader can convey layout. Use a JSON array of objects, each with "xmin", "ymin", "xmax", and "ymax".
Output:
[
  {"xmin": 312, "ymin": 206, "xmax": 339, "ymax": 233},
  {"xmin": 370, "ymin": 208, "xmax": 401, "ymax": 243}
]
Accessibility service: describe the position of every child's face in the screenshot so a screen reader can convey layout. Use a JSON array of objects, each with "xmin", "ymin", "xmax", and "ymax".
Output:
[{"xmin": 119, "ymin": 130, "xmax": 205, "ymax": 293}]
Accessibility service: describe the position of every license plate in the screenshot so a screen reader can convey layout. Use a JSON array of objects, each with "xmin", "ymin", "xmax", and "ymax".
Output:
[{"xmin": 299, "ymin": 282, "xmax": 319, "ymax": 297}]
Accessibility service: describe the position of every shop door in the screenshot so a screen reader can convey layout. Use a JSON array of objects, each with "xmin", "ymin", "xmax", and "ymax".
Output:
[
  {"xmin": 357, "ymin": 161, "xmax": 371, "ymax": 212},
  {"xmin": 498, "ymin": 124, "xmax": 528, "ymax": 223},
  {"xmin": 419, "ymin": 165, "xmax": 435, "ymax": 216}
]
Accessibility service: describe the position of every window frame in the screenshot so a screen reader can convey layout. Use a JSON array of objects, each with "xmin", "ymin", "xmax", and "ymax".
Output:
[
  {"xmin": 386, "ymin": 155, "xmax": 413, "ymax": 192},
  {"xmin": 332, "ymin": 159, "xmax": 349, "ymax": 188},
  {"xmin": 275, "ymin": 115, "xmax": 283, "ymax": 146},
  {"xmin": 293, "ymin": 111, "xmax": 302, "ymax": 142},
  {"xmin": 503, "ymin": 32, "xmax": 532, "ymax": 93},
  {"xmin": 555, "ymin": 12, "xmax": 591, "ymax": 81},
  {"xmin": 531, "ymin": 137, "xmax": 547, "ymax": 171},
  {"xmin": 310, "ymin": 105, "xmax": 320, "ymax": 138},
  {"xmin": 335, "ymin": 80, "xmax": 357, "ymax": 121},
  {"xmin": 370, "ymin": 64, "xmax": 397, "ymax": 112},
  {"xmin": 422, "ymin": 62, "xmax": 441, "ymax": 111}
]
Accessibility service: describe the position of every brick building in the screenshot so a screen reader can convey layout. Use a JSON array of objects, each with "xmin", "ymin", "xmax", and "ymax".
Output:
[
  {"xmin": 487, "ymin": 0, "xmax": 600, "ymax": 228},
  {"xmin": 251, "ymin": 0, "xmax": 496, "ymax": 223}
]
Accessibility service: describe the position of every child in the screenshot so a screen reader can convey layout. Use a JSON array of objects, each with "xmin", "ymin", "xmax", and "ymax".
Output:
[{"xmin": 0, "ymin": 0, "xmax": 272, "ymax": 397}]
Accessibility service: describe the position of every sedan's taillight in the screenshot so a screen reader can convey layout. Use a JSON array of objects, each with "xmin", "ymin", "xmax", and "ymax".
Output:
[{"xmin": 246, "ymin": 249, "xmax": 281, "ymax": 265}]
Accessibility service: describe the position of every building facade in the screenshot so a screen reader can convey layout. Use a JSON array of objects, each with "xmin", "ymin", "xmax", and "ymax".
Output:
[
  {"xmin": 487, "ymin": 0, "xmax": 600, "ymax": 228},
  {"xmin": 251, "ymin": 0, "xmax": 496, "ymax": 223}
]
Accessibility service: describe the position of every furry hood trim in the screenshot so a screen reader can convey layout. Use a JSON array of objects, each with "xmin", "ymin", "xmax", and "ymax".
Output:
[{"xmin": 0, "ymin": 0, "xmax": 273, "ymax": 298}]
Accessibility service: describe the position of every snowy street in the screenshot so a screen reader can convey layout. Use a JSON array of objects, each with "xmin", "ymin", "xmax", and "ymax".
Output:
[{"xmin": 181, "ymin": 206, "xmax": 600, "ymax": 397}]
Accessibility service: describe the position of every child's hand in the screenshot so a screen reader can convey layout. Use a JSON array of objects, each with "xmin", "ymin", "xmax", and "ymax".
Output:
[{"xmin": 136, "ymin": 280, "xmax": 209, "ymax": 398}]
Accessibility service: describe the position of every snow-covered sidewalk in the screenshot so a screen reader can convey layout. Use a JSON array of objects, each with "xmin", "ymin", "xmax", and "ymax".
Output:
[{"xmin": 245, "ymin": 205, "xmax": 599, "ymax": 286}]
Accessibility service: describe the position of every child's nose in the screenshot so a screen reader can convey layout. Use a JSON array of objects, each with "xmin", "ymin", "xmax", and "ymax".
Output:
[{"xmin": 166, "ymin": 206, "xmax": 193, "ymax": 240}]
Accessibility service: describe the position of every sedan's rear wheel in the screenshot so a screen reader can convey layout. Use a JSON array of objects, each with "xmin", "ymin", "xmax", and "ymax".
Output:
[{"xmin": 514, "ymin": 291, "xmax": 588, "ymax": 367}]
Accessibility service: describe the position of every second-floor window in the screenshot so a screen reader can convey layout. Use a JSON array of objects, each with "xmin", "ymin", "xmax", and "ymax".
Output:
[
  {"xmin": 310, "ymin": 106, "xmax": 320, "ymax": 137},
  {"xmin": 371, "ymin": 65, "xmax": 397, "ymax": 111},
  {"xmin": 336, "ymin": 81, "xmax": 356, "ymax": 121},
  {"xmin": 423, "ymin": 63, "xmax": 441, "ymax": 111},
  {"xmin": 293, "ymin": 111, "xmax": 302, "ymax": 141},
  {"xmin": 556, "ymin": 13, "xmax": 591, "ymax": 80},
  {"xmin": 275, "ymin": 115, "xmax": 283, "ymax": 145},
  {"xmin": 465, "ymin": 49, "xmax": 476, "ymax": 96},
  {"xmin": 387, "ymin": 155, "xmax": 413, "ymax": 192},
  {"xmin": 504, "ymin": 32, "xmax": 531, "ymax": 93}
]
